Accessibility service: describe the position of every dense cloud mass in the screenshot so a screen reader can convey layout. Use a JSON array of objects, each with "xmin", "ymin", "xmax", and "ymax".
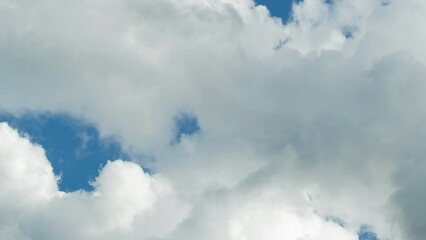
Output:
[{"xmin": 1, "ymin": 0, "xmax": 426, "ymax": 239}]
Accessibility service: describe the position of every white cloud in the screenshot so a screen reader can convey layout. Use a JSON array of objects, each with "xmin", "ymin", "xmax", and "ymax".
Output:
[
  {"xmin": 1, "ymin": 0, "xmax": 426, "ymax": 239},
  {"xmin": 0, "ymin": 123, "xmax": 186, "ymax": 240},
  {"xmin": 0, "ymin": 122, "xmax": 57, "ymax": 211}
]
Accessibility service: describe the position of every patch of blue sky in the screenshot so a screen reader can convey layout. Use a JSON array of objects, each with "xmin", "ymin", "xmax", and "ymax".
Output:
[
  {"xmin": 174, "ymin": 113, "xmax": 200, "ymax": 143},
  {"xmin": 0, "ymin": 112, "xmax": 128, "ymax": 192},
  {"xmin": 323, "ymin": 216, "xmax": 378, "ymax": 240},
  {"xmin": 255, "ymin": 0, "xmax": 302, "ymax": 23},
  {"xmin": 358, "ymin": 225, "xmax": 378, "ymax": 240},
  {"xmin": 341, "ymin": 25, "xmax": 358, "ymax": 39}
]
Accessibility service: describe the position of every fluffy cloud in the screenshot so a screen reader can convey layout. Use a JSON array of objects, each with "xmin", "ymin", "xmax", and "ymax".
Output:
[
  {"xmin": 0, "ymin": 122, "xmax": 57, "ymax": 233},
  {"xmin": 0, "ymin": 123, "xmax": 184, "ymax": 240},
  {"xmin": 1, "ymin": 0, "xmax": 426, "ymax": 239},
  {"xmin": 0, "ymin": 123, "xmax": 359, "ymax": 240}
]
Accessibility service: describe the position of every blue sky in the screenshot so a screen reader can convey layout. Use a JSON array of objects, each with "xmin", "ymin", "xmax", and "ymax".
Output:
[
  {"xmin": 0, "ymin": 112, "xmax": 200, "ymax": 192},
  {"xmin": 0, "ymin": 112, "xmax": 127, "ymax": 192},
  {"xmin": 174, "ymin": 114, "xmax": 200, "ymax": 143},
  {"xmin": 255, "ymin": 0, "xmax": 297, "ymax": 22},
  {"xmin": 359, "ymin": 226, "xmax": 378, "ymax": 240}
]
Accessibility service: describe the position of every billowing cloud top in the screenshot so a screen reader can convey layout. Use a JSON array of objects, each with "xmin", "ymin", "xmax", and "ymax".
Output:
[{"xmin": 1, "ymin": 0, "xmax": 426, "ymax": 239}]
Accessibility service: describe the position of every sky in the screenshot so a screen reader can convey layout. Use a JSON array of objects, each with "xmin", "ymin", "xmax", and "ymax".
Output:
[
  {"xmin": 1, "ymin": 0, "xmax": 426, "ymax": 240},
  {"xmin": 0, "ymin": 112, "xmax": 127, "ymax": 192},
  {"xmin": 0, "ymin": 112, "xmax": 197, "ymax": 192},
  {"xmin": 255, "ymin": 0, "xmax": 302, "ymax": 22}
]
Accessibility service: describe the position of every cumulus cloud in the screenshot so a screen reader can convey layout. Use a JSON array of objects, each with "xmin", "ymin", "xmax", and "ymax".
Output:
[
  {"xmin": 1, "ymin": 0, "xmax": 426, "ymax": 239},
  {"xmin": 0, "ymin": 123, "xmax": 185, "ymax": 240},
  {"xmin": 0, "ymin": 123, "xmax": 57, "ymax": 223}
]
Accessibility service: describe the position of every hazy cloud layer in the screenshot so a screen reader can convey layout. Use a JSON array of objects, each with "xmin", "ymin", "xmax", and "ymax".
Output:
[{"xmin": 1, "ymin": 0, "xmax": 426, "ymax": 239}]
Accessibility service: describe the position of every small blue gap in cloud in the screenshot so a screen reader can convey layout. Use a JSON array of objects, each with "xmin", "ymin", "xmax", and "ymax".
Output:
[
  {"xmin": 174, "ymin": 114, "xmax": 200, "ymax": 143},
  {"xmin": 255, "ymin": 0, "xmax": 303, "ymax": 24},
  {"xmin": 358, "ymin": 225, "xmax": 378, "ymax": 240},
  {"xmin": 342, "ymin": 26, "xmax": 357, "ymax": 39},
  {"xmin": 0, "ymin": 112, "xmax": 129, "ymax": 192}
]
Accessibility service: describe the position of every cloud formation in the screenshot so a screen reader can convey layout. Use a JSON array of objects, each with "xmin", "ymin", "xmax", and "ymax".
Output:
[
  {"xmin": 0, "ymin": 123, "xmax": 186, "ymax": 240},
  {"xmin": 0, "ymin": 123, "xmax": 358, "ymax": 239},
  {"xmin": 1, "ymin": 0, "xmax": 426, "ymax": 239}
]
